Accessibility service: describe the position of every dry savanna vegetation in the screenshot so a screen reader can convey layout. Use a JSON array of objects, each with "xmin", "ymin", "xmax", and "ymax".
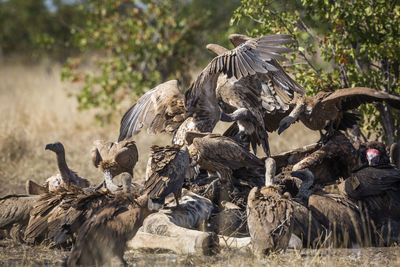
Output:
[{"xmin": 1, "ymin": 60, "xmax": 399, "ymax": 266}]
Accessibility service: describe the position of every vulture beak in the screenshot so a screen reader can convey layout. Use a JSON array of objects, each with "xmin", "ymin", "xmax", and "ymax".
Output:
[{"xmin": 45, "ymin": 144, "xmax": 52, "ymax": 150}]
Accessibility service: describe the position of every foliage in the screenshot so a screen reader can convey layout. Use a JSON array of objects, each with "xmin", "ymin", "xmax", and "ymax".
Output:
[
  {"xmin": 0, "ymin": 0, "xmax": 84, "ymax": 59},
  {"xmin": 232, "ymin": 0, "xmax": 400, "ymax": 144},
  {"xmin": 61, "ymin": 0, "xmax": 242, "ymax": 121}
]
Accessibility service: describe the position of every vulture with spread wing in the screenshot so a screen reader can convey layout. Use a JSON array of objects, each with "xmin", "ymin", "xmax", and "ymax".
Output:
[
  {"xmin": 118, "ymin": 34, "xmax": 300, "ymax": 147},
  {"xmin": 278, "ymin": 87, "xmax": 400, "ymax": 138},
  {"xmin": 207, "ymin": 34, "xmax": 305, "ymax": 155}
]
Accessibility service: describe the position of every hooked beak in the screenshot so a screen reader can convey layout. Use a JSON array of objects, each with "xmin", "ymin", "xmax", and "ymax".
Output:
[{"xmin": 278, "ymin": 124, "xmax": 288, "ymax": 135}]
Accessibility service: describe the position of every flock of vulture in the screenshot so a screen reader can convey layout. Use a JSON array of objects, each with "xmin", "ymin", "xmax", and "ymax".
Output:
[{"xmin": 2, "ymin": 33, "xmax": 400, "ymax": 266}]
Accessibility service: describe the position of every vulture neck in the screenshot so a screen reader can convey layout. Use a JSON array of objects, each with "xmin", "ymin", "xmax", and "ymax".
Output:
[
  {"xmin": 121, "ymin": 173, "xmax": 133, "ymax": 194},
  {"xmin": 289, "ymin": 98, "xmax": 306, "ymax": 120},
  {"xmin": 264, "ymin": 158, "xmax": 276, "ymax": 187},
  {"xmin": 104, "ymin": 169, "xmax": 120, "ymax": 193},
  {"xmin": 56, "ymin": 150, "xmax": 72, "ymax": 184}
]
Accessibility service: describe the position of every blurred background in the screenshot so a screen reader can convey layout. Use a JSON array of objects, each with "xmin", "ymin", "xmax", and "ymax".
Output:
[{"xmin": 1, "ymin": 0, "xmax": 398, "ymax": 195}]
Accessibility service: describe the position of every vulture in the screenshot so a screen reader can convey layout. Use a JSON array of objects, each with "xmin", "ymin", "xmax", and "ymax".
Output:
[
  {"xmin": 91, "ymin": 139, "xmax": 138, "ymax": 192},
  {"xmin": 45, "ymin": 142, "xmax": 90, "ymax": 190},
  {"xmin": 142, "ymin": 145, "xmax": 190, "ymax": 210},
  {"xmin": 278, "ymin": 87, "xmax": 400, "ymax": 138},
  {"xmin": 208, "ymin": 200, "xmax": 248, "ymax": 237},
  {"xmin": 246, "ymin": 158, "xmax": 294, "ymax": 255},
  {"xmin": 390, "ymin": 142, "xmax": 400, "ymax": 169},
  {"xmin": 0, "ymin": 194, "xmax": 39, "ymax": 242},
  {"xmin": 23, "ymin": 173, "xmax": 139, "ymax": 247},
  {"xmin": 293, "ymin": 170, "xmax": 369, "ymax": 247},
  {"xmin": 186, "ymin": 132, "xmax": 264, "ymax": 183},
  {"xmin": 118, "ymin": 34, "xmax": 300, "ymax": 146},
  {"xmin": 66, "ymin": 173, "xmax": 152, "ymax": 267},
  {"xmin": 291, "ymin": 132, "xmax": 363, "ymax": 185},
  {"xmin": 206, "ymin": 34, "xmax": 305, "ymax": 155}
]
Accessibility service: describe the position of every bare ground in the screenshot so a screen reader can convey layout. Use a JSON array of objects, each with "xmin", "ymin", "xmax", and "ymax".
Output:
[{"xmin": 2, "ymin": 61, "xmax": 398, "ymax": 266}]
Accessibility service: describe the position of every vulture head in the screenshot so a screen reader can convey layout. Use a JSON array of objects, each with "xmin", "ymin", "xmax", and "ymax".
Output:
[
  {"xmin": 363, "ymin": 141, "xmax": 389, "ymax": 166},
  {"xmin": 45, "ymin": 142, "xmax": 65, "ymax": 154}
]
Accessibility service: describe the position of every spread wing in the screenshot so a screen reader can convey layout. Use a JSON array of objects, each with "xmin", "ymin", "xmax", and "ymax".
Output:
[
  {"xmin": 322, "ymin": 87, "xmax": 400, "ymax": 110},
  {"xmin": 118, "ymin": 80, "xmax": 185, "ymax": 141},
  {"xmin": 229, "ymin": 33, "xmax": 306, "ymax": 96},
  {"xmin": 185, "ymin": 35, "xmax": 295, "ymax": 119}
]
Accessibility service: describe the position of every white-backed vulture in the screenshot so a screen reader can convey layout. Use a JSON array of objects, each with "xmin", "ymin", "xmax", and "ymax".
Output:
[
  {"xmin": 291, "ymin": 132, "xmax": 362, "ymax": 185},
  {"xmin": 208, "ymin": 201, "xmax": 248, "ymax": 237},
  {"xmin": 45, "ymin": 142, "xmax": 90, "ymax": 189},
  {"xmin": 66, "ymin": 174, "xmax": 152, "ymax": 267},
  {"xmin": 23, "ymin": 174, "xmax": 137, "ymax": 246},
  {"xmin": 278, "ymin": 87, "xmax": 400, "ymax": 138},
  {"xmin": 118, "ymin": 34, "xmax": 299, "ymax": 146},
  {"xmin": 0, "ymin": 194, "xmax": 39, "ymax": 242},
  {"xmin": 293, "ymin": 170, "xmax": 370, "ymax": 247},
  {"xmin": 142, "ymin": 145, "xmax": 190, "ymax": 210},
  {"xmin": 91, "ymin": 139, "xmax": 138, "ymax": 192},
  {"xmin": 207, "ymin": 33, "xmax": 305, "ymax": 154},
  {"xmin": 246, "ymin": 158, "xmax": 294, "ymax": 255},
  {"xmin": 186, "ymin": 133, "xmax": 264, "ymax": 183}
]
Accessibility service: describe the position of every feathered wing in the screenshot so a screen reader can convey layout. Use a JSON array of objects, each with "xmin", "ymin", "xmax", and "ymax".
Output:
[
  {"xmin": 321, "ymin": 87, "xmax": 400, "ymax": 110},
  {"xmin": 185, "ymin": 34, "xmax": 298, "ymax": 120},
  {"xmin": 229, "ymin": 33, "xmax": 306, "ymax": 96},
  {"xmin": 143, "ymin": 145, "xmax": 189, "ymax": 204},
  {"xmin": 193, "ymin": 135, "xmax": 264, "ymax": 170},
  {"xmin": 118, "ymin": 80, "xmax": 185, "ymax": 141}
]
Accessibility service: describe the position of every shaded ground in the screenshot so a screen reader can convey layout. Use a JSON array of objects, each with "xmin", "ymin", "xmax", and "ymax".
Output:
[{"xmin": 1, "ymin": 239, "xmax": 399, "ymax": 267}]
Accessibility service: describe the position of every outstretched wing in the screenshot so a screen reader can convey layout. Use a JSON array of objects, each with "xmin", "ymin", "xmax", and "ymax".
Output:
[
  {"xmin": 322, "ymin": 87, "xmax": 400, "ymax": 110},
  {"xmin": 185, "ymin": 35, "xmax": 296, "ymax": 119},
  {"xmin": 229, "ymin": 33, "xmax": 306, "ymax": 96},
  {"xmin": 118, "ymin": 80, "xmax": 185, "ymax": 141}
]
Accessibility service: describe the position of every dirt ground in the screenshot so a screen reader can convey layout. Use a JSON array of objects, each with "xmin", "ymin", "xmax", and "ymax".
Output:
[
  {"xmin": 1, "ymin": 61, "xmax": 398, "ymax": 266},
  {"xmin": 1, "ymin": 239, "xmax": 399, "ymax": 267}
]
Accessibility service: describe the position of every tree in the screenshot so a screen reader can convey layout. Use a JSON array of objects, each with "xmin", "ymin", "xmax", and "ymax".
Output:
[
  {"xmin": 232, "ymin": 0, "xmax": 400, "ymax": 144},
  {"xmin": 61, "ymin": 0, "xmax": 242, "ymax": 121},
  {"xmin": 0, "ymin": 0, "xmax": 84, "ymax": 60}
]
